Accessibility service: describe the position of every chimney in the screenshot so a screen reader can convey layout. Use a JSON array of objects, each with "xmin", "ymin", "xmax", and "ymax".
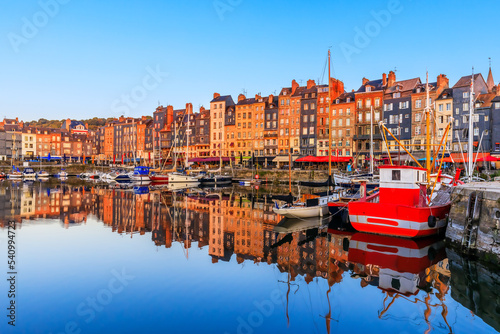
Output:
[
  {"xmin": 388, "ymin": 71, "xmax": 396, "ymax": 87},
  {"xmin": 382, "ymin": 73, "xmax": 387, "ymax": 86},
  {"xmin": 437, "ymin": 74, "xmax": 449, "ymax": 88},
  {"xmin": 199, "ymin": 106, "xmax": 205, "ymax": 113},
  {"xmin": 436, "ymin": 74, "xmax": 449, "ymax": 95},
  {"xmin": 141, "ymin": 115, "xmax": 147, "ymax": 121},
  {"xmin": 166, "ymin": 105, "xmax": 174, "ymax": 126},
  {"xmin": 362, "ymin": 77, "xmax": 369, "ymax": 85},
  {"xmin": 307, "ymin": 79, "xmax": 316, "ymax": 89},
  {"xmin": 291, "ymin": 79, "xmax": 299, "ymax": 94},
  {"xmin": 268, "ymin": 94, "xmax": 274, "ymax": 103},
  {"xmin": 255, "ymin": 94, "xmax": 261, "ymax": 100},
  {"xmin": 85, "ymin": 122, "xmax": 89, "ymax": 129},
  {"xmin": 213, "ymin": 92, "xmax": 220, "ymax": 99},
  {"xmin": 238, "ymin": 94, "xmax": 246, "ymax": 102},
  {"xmin": 186, "ymin": 103, "xmax": 193, "ymax": 115},
  {"xmin": 497, "ymin": 83, "xmax": 500, "ymax": 96}
]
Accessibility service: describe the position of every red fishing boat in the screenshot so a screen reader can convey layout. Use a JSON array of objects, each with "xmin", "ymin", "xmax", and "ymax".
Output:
[{"xmin": 348, "ymin": 166, "xmax": 451, "ymax": 238}]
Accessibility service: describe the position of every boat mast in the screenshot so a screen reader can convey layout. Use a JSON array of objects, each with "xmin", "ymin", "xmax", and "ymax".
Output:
[
  {"xmin": 426, "ymin": 72, "xmax": 431, "ymax": 185},
  {"xmin": 370, "ymin": 105, "xmax": 374, "ymax": 175},
  {"xmin": 186, "ymin": 111, "xmax": 189, "ymax": 170},
  {"xmin": 468, "ymin": 68, "xmax": 474, "ymax": 183},
  {"xmin": 328, "ymin": 49, "xmax": 333, "ymax": 178}
]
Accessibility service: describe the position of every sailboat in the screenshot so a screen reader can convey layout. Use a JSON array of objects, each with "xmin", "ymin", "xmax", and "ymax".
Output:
[
  {"xmin": 168, "ymin": 111, "xmax": 199, "ymax": 183},
  {"xmin": 273, "ymin": 50, "xmax": 340, "ymax": 218},
  {"xmin": 348, "ymin": 73, "xmax": 454, "ymax": 238}
]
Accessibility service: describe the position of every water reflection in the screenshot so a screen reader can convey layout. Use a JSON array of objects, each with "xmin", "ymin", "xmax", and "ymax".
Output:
[{"xmin": 0, "ymin": 182, "xmax": 499, "ymax": 333}]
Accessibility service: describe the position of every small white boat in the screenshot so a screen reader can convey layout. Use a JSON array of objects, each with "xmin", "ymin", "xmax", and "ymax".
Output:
[
  {"xmin": 23, "ymin": 167, "xmax": 37, "ymax": 179},
  {"xmin": 8, "ymin": 171, "xmax": 22, "ymax": 179},
  {"xmin": 56, "ymin": 170, "xmax": 68, "ymax": 178},
  {"xmin": 168, "ymin": 172, "xmax": 199, "ymax": 183},
  {"xmin": 37, "ymin": 170, "xmax": 50, "ymax": 178},
  {"xmin": 273, "ymin": 193, "xmax": 339, "ymax": 219}
]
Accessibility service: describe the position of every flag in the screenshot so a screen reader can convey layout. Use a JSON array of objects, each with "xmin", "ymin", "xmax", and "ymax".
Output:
[
  {"xmin": 48, "ymin": 153, "xmax": 51, "ymax": 161},
  {"xmin": 121, "ymin": 154, "xmax": 124, "ymax": 164},
  {"xmin": 148, "ymin": 152, "xmax": 151, "ymax": 163},
  {"xmin": 113, "ymin": 155, "xmax": 116, "ymax": 164},
  {"xmin": 274, "ymin": 201, "xmax": 279, "ymax": 209}
]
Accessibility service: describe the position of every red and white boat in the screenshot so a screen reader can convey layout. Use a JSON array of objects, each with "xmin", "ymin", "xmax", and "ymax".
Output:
[
  {"xmin": 150, "ymin": 173, "xmax": 169, "ymax": 182},
  {"xmin": 348, "ymin": 165, "xmax": 451, "ymax": 238}
]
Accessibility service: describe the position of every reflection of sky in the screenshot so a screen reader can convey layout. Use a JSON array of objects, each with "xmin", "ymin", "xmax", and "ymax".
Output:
[{"xmin": 0, "ymin": 218, "xmax": 497, "ymax": 334}]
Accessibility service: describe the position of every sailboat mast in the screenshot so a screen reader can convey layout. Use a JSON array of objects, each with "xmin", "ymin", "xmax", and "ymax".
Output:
[
  {"xmin": 468, "ymin": 68, "xmax": 474, "ymax": 183},
  {"xmin": 328, "ymin": 49, "xmax": 333, "ymax": 177},
  {"xmin": 186, "ymin": 111, "xmax": 189, "ymax": 169},
  {"xmin": 370, "ymin": 106, "xmax": 374, "ymax": 175},
  {"xmin": 426, "ymin": 72, "xmax": 431, "ymax": 185}
]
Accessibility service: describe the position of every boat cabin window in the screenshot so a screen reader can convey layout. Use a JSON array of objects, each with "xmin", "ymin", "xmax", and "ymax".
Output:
[
  {"xmin": 392, "ymin": 170, "xmax": 401, "ymax": 181},
  {"xmin": 416, "ymin": 172, "xmax": 419, "ymax": 182}
]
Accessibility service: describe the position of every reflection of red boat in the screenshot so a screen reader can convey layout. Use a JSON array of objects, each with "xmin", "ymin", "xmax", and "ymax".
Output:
[
  {"xmin": 348, "ymin": 166, "xmax": 450, "ymax": 238},
  {"xmin": 348, "ymin": 232, "xmax": 445, "ymax": 276}
]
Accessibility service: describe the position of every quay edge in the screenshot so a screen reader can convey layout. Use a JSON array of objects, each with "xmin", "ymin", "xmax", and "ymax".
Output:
[{"xmin": 446, "ymin": 182, "xmax": 500, "ymax": 264}]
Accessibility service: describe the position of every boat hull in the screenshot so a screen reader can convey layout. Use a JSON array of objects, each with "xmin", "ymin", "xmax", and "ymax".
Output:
[
  {"xmin": 150, "ymin": 174, "xmax": 169, "ymax": 182},
  {"xmin": 273, "ymin": 205, "xmax": 330, "ymax": 219},
  {"xmin": 168, "ymin": 173, "xmax": 198, "ymax": 183},
  {"xmin": 348, "ymin": 199, "xmax": 450, "ymax": 238},
  {"xmin": 131, "ymin": 175, "xmax": 150, "ymax": 182}
]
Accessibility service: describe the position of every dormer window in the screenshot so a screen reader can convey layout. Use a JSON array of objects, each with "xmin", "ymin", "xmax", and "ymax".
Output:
[
  {"xmin": 416, "ymin": 88, "xmax": 421, "ymax": 93},
  {"xmin": 346, "ymin": 98, "xmax": 351, "ymax": 103},
  {"xmin": 366, "ymin": 87, "xmax": 372, "ymax": 92},
  {"xmin": 336, "ymin": 99, "xmax": 339, "ymax": 104},
  {"xmin": 393, "ymin": 92, "xmax": 400, "ymax": 98}
]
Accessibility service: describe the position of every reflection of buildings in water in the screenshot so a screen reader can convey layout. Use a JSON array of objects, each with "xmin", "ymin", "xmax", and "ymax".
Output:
[{"xmin": 0, "ymin": 184, "xmax": 90, "ymax": 227}]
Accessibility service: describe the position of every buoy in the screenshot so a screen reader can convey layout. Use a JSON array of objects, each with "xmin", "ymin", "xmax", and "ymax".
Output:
[{"xmin": 255, "ymin": 174, "xmax": 259, "ymax": 179}]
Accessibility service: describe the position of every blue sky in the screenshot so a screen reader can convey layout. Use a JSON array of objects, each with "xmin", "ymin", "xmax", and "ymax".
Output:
[{"xmin": 1, "ymin": 0, "xmax": 499, "ymax": 122}]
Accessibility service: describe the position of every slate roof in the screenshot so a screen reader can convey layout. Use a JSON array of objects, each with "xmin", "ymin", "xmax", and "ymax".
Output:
[
  {"xmin": 211, "ymin": 95, "xmax": 235, "ymax": 105},
  {"xmin": 385, "ymin": 78, "xmax": 421, "ymax": 94},
  {"xmin": 356, "ymin": 79, "xmax": 384, "ymax": 93},
  {"xmin": 436, "ymin": 88, "xmax": 453, "ymax": 100},
  {"xmin": 452, "ymin": 73, "xmax": 484, "ymax": 88},
  {"xmin": 335, "ymin": 92, "xmax": 355, "ymax": 103}
]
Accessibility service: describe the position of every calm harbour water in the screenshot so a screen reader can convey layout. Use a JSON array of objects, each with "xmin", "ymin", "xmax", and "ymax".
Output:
[{"xmin": 0, "ymin": 180, "xmax": 499, "ymax": 334}]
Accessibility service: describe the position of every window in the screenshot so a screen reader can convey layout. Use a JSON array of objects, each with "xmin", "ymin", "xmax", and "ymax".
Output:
[
  {"xmin": 415, "ymin": 100, "xmax": 422, "ymax": 108},
  {"xmin": 463, "ymin": 92, "xmax": 469, "ymax": 98},
  {"xmin": 346, "ymin": 119, "xmax": 350, "ymax": 126},
  {"xmin": 375, "ymin": 98, "xmax": 380, "ymax": 107},
  {"xmin": 357, "ymin": 100, "xmax": 362, "ymax": 108},
  {"xmin": 392, "ymin": 170, "xmax": 401, "ymax": 181},
  {"xmin": 438, "ymin": 104, "xmax": 443, "ymax": 112},
  {"xmin": 405, "ymin": 127, "xmax": 409, "ymax": 133},
  {"xmin": 303, "ymin": 128, "xmax": 307, "ymax": 135},
  {"xmin": 496, "ymin": 102, "xmax": 500, "ymax": 109},
  {"xmin": 474, "ymin": 127, "xmax": 479, "ymax": 136},
  {"xmin": 415, "ymin": 113, "xmax": 421, "ymax": 122},
  {"xmin": 366, "ymin": 99, "xmax": 372, "ymax": 108},
  {"xmin": 346, "ymin": 108, "xmax": 351, "ymax": 115},
  {"xmin": 463, "ymin": 103, "xmax": 469, "ymax": 111},
  {"xmin": 456, "ymin": 108, "xmax": 459, "ymax": 115},
  {"xmin": 366, "ymin": 112, "xmax": 371, "ymax": 121},
  {"xmin": 366, "ymin": 87, "xmax": 371, "ymax": 92},
  {"xmin": 485, "ymin": 115, "xmax": 489, "ymax": 122},
  {"xmin": 446, "ymin": 103, "xmax": 451, "ymax": 111},
  {"xmin": 304, "ymin": 104, "xmax": 309, "ymax": 110},
  {"xmin": 393, "ymin": 92, "xmax": 400, "ymax": 98}
]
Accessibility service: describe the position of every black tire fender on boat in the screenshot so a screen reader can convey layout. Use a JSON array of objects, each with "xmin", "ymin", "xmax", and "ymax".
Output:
[{"xmin": 428, "ymin": 215, "xmax": 437, "ymax": 228}]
